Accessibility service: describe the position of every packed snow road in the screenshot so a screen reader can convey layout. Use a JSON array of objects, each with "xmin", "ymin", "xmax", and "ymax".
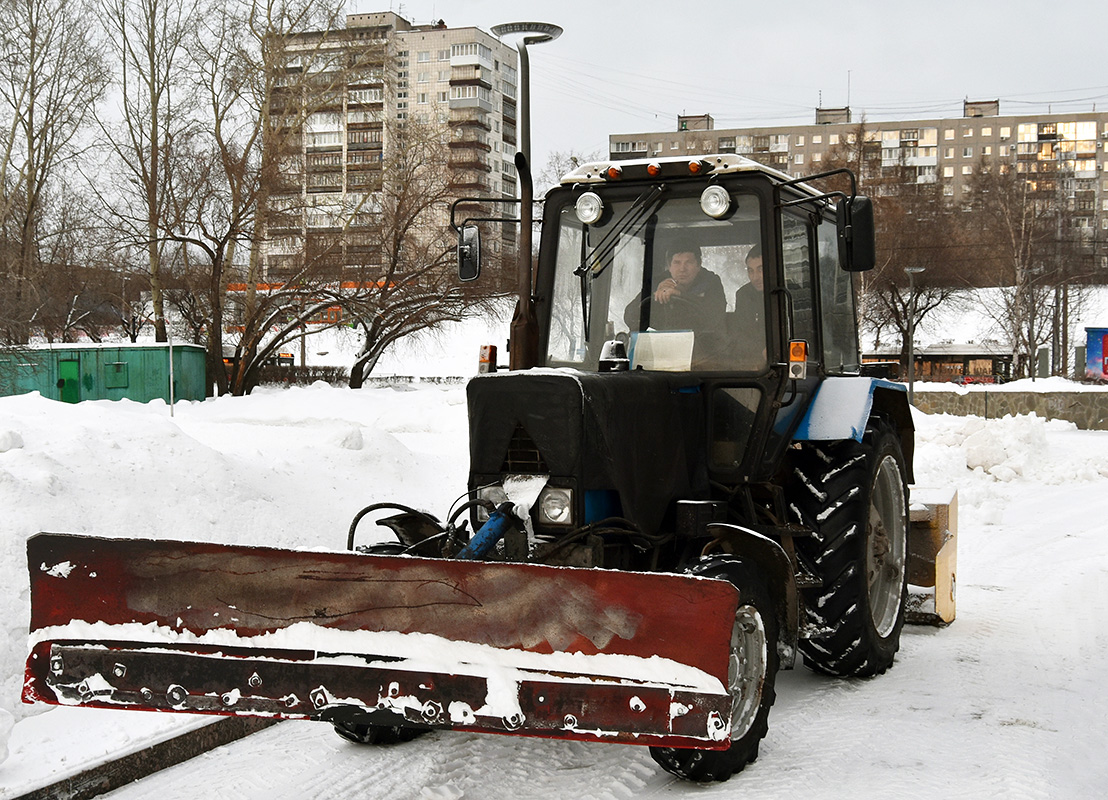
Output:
[{"xmin": 1, "ymin": 383, "xmax": 1106, "ymax": 798}]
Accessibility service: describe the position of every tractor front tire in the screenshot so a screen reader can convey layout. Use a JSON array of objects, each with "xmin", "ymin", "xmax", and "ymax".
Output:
[
  {"xmin": 333, "ymin": 719, "xmax": 428, "ymax": 746},
  {"xmin": 649, "ymin": 556, "xmax": 778, "ymax": 782},
  {"xmin": 788, "ymin": 418, "xmax": 909, "ymax": 677}
]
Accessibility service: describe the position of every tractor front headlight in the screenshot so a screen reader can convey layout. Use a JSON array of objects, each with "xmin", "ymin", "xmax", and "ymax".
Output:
[
  {"xmin": 575, "ymin": 192, "xmax": 604, "ymax": 225},
  {"xmin": 475, "ymin": 484, "xmax": 509, "ymax": 522},
  {"xmin": 537, "ymin": 486, "xmax": 574, "ymax": 526},
  {"xmin": 699, "ymin": 185, "xmax": 731, "ymax": 219}
]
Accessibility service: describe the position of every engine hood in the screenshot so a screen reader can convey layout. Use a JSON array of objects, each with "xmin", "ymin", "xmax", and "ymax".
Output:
[{"xmin": 467, "ymin": 369, "xmax": 710, "ymax": 533}]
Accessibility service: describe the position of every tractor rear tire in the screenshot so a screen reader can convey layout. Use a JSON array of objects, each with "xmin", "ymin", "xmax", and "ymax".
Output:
[
  {"xmin": 649, "ymin": 556, "xmax": 778, "ymax": 782},
  {"xmin": 788, "ymin": 418, "xmax": 909, "ymax": 677}
]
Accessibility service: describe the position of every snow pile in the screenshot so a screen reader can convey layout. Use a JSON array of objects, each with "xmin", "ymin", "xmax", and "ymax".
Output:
[
  {"xmin": 0, "ymin": 383, "xmax": 472, "ymax": 743},
  {"xmin": 914, "ymin": 411, "xmax": 1108, "ymax": 485},
  {"xmin": 2, "ymin": 384, "xmax": 1108, "ymax": 796}
]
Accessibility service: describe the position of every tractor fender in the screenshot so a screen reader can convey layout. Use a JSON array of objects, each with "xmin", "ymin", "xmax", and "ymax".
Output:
[
  {"xmin": 704, "ymin": 523, "xmax": 799, "ymax": 668},
  {"xmin": 792, "ymin": 376, "xmax": 914, "ymax": 482}
]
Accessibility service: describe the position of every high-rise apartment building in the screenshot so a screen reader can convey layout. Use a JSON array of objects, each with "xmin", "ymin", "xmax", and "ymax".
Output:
[
  {"xmin": 610, "ymin": 102, "xmax": 1108, "ymax": 258},
  {"xmin": 263, "ymin": 12, "xmax": 519, "ymax": 279}
]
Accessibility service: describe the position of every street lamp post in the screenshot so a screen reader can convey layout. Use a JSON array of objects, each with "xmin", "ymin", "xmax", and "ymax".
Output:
[
  {"xmin": 904, "ymin": 267, "xmax": 925, "ymax": 404},
  {"xmin": 490, "ymin": 22, "xmax": 562, "ymax": 165}
]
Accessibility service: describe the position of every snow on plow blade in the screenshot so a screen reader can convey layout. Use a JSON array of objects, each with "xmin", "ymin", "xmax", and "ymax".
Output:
[{"xmin": 25, "ymin": 533, "xmax": 740, "ymax": 749}]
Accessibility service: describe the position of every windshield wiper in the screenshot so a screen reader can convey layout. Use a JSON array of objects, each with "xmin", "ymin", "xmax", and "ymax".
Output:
[{"xmin": 573, "ymin": 184, "xmax": 666, "ymax": 280}]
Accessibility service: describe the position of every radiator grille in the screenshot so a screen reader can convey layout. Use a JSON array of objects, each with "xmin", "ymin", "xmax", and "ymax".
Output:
[{"xmin": 500, "ymin": 424, "xmax": 548, "ymax": 473}]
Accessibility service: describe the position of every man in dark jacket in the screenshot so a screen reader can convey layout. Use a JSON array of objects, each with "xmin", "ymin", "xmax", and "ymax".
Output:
[
  {"xmin": 731, "ymin": 243, "xmax": 767, "ymax": 369},
  {"xmin": 646, "ymin": 241, "xmax": 726, "ymax": 335}
]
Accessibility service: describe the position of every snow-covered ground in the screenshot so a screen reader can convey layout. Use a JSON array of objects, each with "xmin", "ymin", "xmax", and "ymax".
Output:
[{"xmin": 2, "ymin": 378, "xmax": 1108, "ymax": 796}]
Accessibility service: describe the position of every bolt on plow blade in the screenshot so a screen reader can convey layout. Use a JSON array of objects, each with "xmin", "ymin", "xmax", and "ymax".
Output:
[{"xmin": 25, "ymin": 533, "xmax": 740, "ymax": 749}]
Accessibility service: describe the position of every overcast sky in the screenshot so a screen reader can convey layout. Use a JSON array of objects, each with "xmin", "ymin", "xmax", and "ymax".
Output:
[{"xmin": 351, "ymin": 0, "xmax": 1108, "ymax": 169}]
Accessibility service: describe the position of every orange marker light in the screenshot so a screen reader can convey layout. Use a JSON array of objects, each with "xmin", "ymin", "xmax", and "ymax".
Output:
[
  {"xmin": 647, "ymin": 162, "xmax": 662, "ymax": 177},
  {"xmin": 688, "ymin": 161, "xmax": 703, "ymax": 174},
  {"xmin": 605, "ymin": 165, "xmax": 623, "ymax": 180},
  {"xmin": 789, "ymin": 340, "xmax": 808, "ymax": 362}
]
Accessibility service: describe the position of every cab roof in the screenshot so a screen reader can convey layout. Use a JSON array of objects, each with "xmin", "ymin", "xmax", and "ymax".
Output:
[{"xmin": 560, "ymin": 153, "xmax": 797, "ymax": 186}]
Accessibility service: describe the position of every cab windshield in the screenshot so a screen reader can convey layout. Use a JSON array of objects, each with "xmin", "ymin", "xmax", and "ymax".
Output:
[{"xmin": 545, "ymin": 190, "xmax": 766, "ymax": 372}]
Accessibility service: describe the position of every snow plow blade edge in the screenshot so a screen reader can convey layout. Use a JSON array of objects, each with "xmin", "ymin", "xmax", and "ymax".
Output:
[{"xmin": 25, "ymin": 533, "xmax": 740, "ymax": 749}]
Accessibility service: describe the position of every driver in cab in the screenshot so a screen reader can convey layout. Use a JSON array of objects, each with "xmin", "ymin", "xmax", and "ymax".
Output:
[{"xmin": 642, "ymin": 240, "xmax": 725, "ymax": 334}]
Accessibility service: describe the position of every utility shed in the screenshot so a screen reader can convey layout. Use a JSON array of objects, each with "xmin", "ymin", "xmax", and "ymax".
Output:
[{"xmin": 0, "ymin": 343, "xmax": 206, "ymax": 403}]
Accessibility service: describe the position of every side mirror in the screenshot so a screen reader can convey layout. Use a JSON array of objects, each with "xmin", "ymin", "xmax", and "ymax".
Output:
[
  {"xmin": 836, "ymin": 196, "xmax": 875, "ymax": 272},
  {"xmin": 458, "ymin": 225, "xmax": 481, "ymax": 282}
]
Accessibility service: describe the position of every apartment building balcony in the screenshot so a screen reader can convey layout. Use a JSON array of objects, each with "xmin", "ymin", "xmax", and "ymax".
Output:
[
  {"xmin": 450, "ymin": 114, "xmax": 491, "ymax": 132},
  {"xmin": 449, "ymin": 73, "xmax": 493, "ymax": 90},
  {"xmin": 449, "ymin": 138, "xmax": 492, "ymax": 152},
  {"xmin": 448, "ymin": 176, "xmax": 491, "ymax": 192},
  {"xmin": 266, "ymin": 212, "xmax": 302, "ymax": 233},
  {"xmin": 905, "ymin": 155, "xmax": 938, "ymax": 167},
  {"xmin": 448, "ymin": 157, "xmax": 492, "ymax": 173}
]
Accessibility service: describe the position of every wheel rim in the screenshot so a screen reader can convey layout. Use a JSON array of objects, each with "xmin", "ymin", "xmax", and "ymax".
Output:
[
  {"xmin": 866, "ymin": 454, "xmax": 907, "ymax": 637},
  {"xmin": 729, "ymin": 604, "xmax": 767, "ymax": 739}
]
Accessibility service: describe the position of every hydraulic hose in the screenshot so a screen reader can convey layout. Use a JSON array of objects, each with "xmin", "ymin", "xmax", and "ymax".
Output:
[{"xmin": 346, "ymin": 502, "xmax": 442, "ymax": 551}]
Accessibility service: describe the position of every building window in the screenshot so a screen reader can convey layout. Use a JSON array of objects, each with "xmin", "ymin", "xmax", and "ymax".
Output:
[
  {"xmin": 348, "ymin": 88, "xmax": 382, "ymax": 104},
  {"xmin": 944, "ymin": 129, "xmax": 954, "ymax": 140},
  {"xmin": 1000, "ymin": 126, "xmax": 1011, "ymax": 139},
  {"xmin": 811, "ymin": 152, "xmax": 822, "ymax": 163},
  {"xmin": 418, "ymin": 51, "xmax": 430, "ymax": 62},
  {"xmin": 829, "ymin": 133, "xmax": 839, "ymax": 145},
  {"xmin": 670, "ymin": 141, "xmax": 679, "ymax": 150},
  {"xmin": 981, "ymin": 127, "xmax": 992, "ymax": 137},
  {"xmin": 794, "ymin": 153, "xmax": 804, "ymax": 165},
  {"xmin": 961, "ymin": 165, "xmax": 972, "ymax": 175},
  {"xmin": 943, "ymin": 166, "xmax": 954, "ymax": 178},
  {"xmin": 963, "ymin": 147, "xmax": 973, "ymax": 158},
  {"xmin": 438, "ymin": 49, "xmax": 449, "ymax": 60},
  {"xmin": 982, "ymin": 145, "xmax": 992, "ymax": 156},
  {"xmin": 962, "ymin": 127, "xmax": 973, "ymax": 137},
  {"xmin": 812, "ymin": 135, "xmax": 822, "ymax": 145},
  {"xmin": 795, "ymin": 134, "xmax": 805, "ymax": 146},
  {"xmin": 944, "ymin": 147, "xmax": 954, "ymax": 159}
]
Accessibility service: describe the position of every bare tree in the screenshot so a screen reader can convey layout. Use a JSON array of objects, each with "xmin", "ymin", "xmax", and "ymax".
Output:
[
  {"xmin": 964, "ymin": 163, "xmax": 1068, "ymax": 378},
  {"xmin": 537, "ymin": 149, "xmax": 602, "ymax": 198},
  {"xmin": 821, "ymin": 122, "xmax": 963, "ymax": 369},
  {"xmin": 0, "ymin": 0, "xmax": 109, "ymax": 343},
  {"xmin": 860, "ymin": 169, "xmax": 965, "ymax": 368},
  {"xmin": 160, "ymin": 0, "xmax": 352, "ymax": 394},
  {"xmin": 98, "ymin": 0, "xmax": 200, "ymax": 342},
  {"xmin": 33, "ymin": 186, "xmax": 121, "ymax": 342},
  {"xmin": 343, "ymin": 114, "xmax": 499, "ymax": 387}
]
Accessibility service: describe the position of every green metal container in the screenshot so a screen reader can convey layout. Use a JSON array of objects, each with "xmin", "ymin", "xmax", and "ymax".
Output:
[{"xmin": 0, "ymin": 343, "xmax": 207, "ymax": 404}]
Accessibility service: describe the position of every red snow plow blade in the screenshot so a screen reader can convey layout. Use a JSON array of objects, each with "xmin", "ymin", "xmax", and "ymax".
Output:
[{"xmin": 25, "ymin": 533, "xmax": 740, "ymax": 749}]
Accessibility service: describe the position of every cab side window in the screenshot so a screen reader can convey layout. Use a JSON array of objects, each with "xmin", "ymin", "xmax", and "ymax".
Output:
[
  {"xmin": 780, "ymin": 212, "xmax": 816, "ymax": 350},
  {"xmin": 817, "ymin": 220, "xmax": 859, "ymax": 372}
]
